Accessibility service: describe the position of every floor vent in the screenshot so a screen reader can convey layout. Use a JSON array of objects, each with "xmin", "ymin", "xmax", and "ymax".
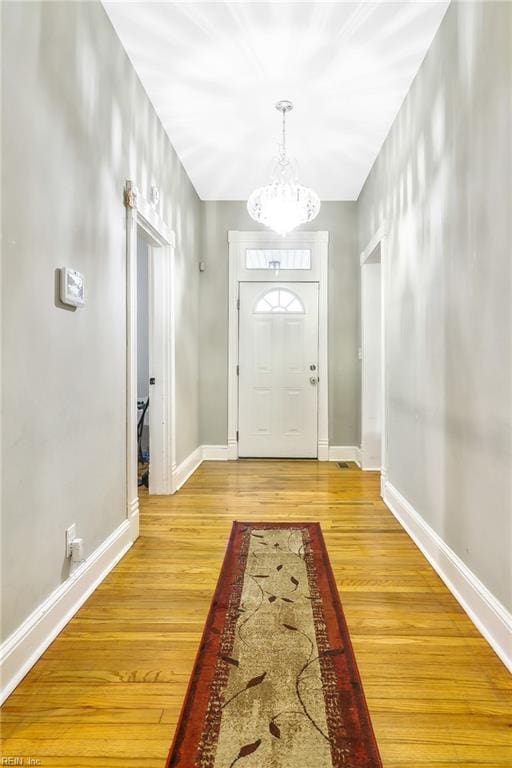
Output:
[{"xmin": 336, "ymin": 461, "xmax": 357, "ymax": 469}]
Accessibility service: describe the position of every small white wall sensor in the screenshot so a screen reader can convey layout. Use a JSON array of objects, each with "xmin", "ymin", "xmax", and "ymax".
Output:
[
  {"xmin": 60, "ymin": 267, "xmax": 85, "ymax": 307},
  {"xmin": 65, "ymin": 524, "xmax": 76, "ymax": 557}
]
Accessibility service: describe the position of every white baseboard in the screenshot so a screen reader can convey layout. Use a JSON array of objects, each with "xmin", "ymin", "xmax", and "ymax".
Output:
[
  {"xmin": 172, "ymin": 445, "xmax": 233, "ymax": 492},
  {"xmin": 175, "ymin": 444, "xmax": 364, "ymax": 472},
  {"xmin": 380, "ymin": 467, "xmax": 388, "ymax": 499},
  {"xmin": 383, "ymin": 480, "xmax": 512, "ymax": 673},
  {"xmin": 200, "ymin": 444, "xmax": 362, "ymax": 463},
  {"xmin": 129, "ymin": 496, "xmax": 140, "ymax": 540},
  {"xmin": 354, "ymin": 446, "xmax": 362, "ymax": 467},
  {"xmin": 227, "ymin": 440, "xmax": 238, "ymax": 460},
  {"xmin": 202, "ymin": 445, "xmax": 231, "ymax": 461},
  {"xmin": 201, "ymin": 444, "xmax": 361, "ymax": 463},
  {"xmin": 0, "ymin": 518, "xmax": 134, "ymax": 704},
  {"xmin": 328, "ymin": 446, "xmax": 359, "ymax": 462},
  {"xmin": 172, "ymin": 446, "xmax": 203, "ymax": 491},
  {"xmin": 316, "ymin": 440, "xmax": 328, "ymax": 461}
]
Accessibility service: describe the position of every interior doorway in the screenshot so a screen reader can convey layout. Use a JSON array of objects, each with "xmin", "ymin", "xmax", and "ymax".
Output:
[
  {"xmin": 238, "ymin": 282, "xmax": 319, "ymax": 458},
  {"xmin": 359, "ymin": 223, "xmax": 388, "ymax": 493},
  {"xmin": 134, "ymin": 227, "xmax": 174, "ymax": 496},
  {"xmin": 125, "ymin": 181, "xmax": 176, "ymax": 538},
  {"xmin": 136, "ymin": 231, "xmax": 150, "ymax": 487},
  {"xmin": 360, "ymin": 242, "xmax": 383, "ymax": 471}
]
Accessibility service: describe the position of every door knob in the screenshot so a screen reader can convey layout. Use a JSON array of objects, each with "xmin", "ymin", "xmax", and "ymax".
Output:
[{"xmin": 310, "ymin": 376, "xmax": 318, "ymax": 385}]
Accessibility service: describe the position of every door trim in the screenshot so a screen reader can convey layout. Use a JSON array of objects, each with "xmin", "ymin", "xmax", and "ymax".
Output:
[
  {"xmin": 227, "ymin": 230, "xmax": 329, "ymax": 460},
  {"xmin": 125, "ymin": 181, "xmax": 176, "ymax": 541},
  {"xmin": 360, "ymin": 222, "xmax": 388, "ymax": 495}
]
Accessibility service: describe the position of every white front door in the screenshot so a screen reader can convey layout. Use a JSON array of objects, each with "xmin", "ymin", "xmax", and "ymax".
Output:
[{"xmin": 238, "ymin": 282, "xmax": 319, "ymax": 458}]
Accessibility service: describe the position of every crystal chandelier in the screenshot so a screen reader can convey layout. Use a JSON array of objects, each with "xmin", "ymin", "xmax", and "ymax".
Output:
[{"xmin": 247, "ymin": 101, "xmax": 320, "ymax": 236}]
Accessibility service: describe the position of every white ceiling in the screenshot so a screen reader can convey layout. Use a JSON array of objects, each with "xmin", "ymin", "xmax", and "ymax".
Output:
[{"xmin": 104, "ymin": 1, "xmax": 449, "ymax": 201}]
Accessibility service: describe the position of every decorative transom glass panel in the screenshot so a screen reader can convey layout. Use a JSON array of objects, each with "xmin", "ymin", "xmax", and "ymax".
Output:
[
  {"xmin": 255, "ymin": 289, "xmax": 305, "ymax": 314},
  {"xmin": 246, "ymin": 249, "xmax": 311, "ymax": 270}
]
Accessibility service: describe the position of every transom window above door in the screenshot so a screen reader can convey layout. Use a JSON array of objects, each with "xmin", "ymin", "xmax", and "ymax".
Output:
[
  {"xmin": 254, "ymin": 288, "xmax": 305, "ymax": 313},
  {"xmin": 245, "ymin": 249, "xmax": 311, "ymax": 270}
]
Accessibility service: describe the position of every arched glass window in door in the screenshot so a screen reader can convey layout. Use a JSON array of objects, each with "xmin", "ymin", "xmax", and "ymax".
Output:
[{"xmin": 254, "ymin": 288, "xmax": 305, "ymax": 313}]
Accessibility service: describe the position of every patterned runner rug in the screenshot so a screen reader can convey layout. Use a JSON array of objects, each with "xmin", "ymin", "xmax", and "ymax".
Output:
[{"xmin": 166, "ymin": 522, "xmax": 382, "ymax": 768}]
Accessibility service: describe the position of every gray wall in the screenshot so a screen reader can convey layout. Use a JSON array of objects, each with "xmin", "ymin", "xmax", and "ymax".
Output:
[
  {"xmin": 200, "ymin": 201, "xmax": 359, "ymax": 447},
  {"xmin": 358, "ymin": 1, "xmax": 512, "ymax": 610},
  {"xmin": 3, "ymin": 0, "xmax": 509, "ymax": 652},
  {"xmin": 1, "ymin": 0, "xmax": 201, "ymax": 641}
]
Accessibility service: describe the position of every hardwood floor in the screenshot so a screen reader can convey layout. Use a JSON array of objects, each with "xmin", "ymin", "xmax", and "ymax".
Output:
[{"xmin": 1, "ymin": 461, "xmax": 511, "ymax": 767}]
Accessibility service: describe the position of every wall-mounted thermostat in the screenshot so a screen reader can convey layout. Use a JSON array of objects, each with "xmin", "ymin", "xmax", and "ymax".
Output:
[{"xmin": 60, "ymin": 267, "xmax": 85, "ymax": 307}]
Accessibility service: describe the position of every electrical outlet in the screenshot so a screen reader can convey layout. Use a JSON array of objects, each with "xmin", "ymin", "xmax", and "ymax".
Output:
[{"xmin": 65, "ymin": 524, "xmax": 76, "ymax": 558}]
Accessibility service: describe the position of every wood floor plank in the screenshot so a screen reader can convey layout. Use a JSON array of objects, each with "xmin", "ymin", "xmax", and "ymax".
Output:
[{"xmin": 1, "ymin": 461, "xmax": 510, "ymax": 767}]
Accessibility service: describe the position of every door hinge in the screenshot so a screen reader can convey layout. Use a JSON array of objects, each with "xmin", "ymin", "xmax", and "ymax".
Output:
[
  {"xmin": 236, "ymin": 364, "xmax": 239, "ymax": 376},
  {"xmin": 237, "ymin": 297, "xmax": 240, "ymax": 310},
  {"xmin": 236, "ymin": 430, "xmax": 239, "ymax": 442}
]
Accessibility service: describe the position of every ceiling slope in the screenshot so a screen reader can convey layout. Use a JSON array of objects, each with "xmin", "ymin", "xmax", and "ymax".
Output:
[{"xmin": 104, "ymin": 1, "xmax": 449, "ymax": 200}]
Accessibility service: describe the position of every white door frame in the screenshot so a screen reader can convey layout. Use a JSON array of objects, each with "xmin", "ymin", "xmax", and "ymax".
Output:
[
  {"xmin": 360, "ymin": 222, "xmax": 388, "ymax": 496},
  {"xmin": 124, "ymin": 181, "xmax": 176, "ymax": 538},
  {"xmin": 228, "ymin": 230, "xmax": 329, "ymax": 460}
]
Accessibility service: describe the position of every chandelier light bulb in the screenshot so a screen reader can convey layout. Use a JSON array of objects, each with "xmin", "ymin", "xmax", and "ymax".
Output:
[{"xmin": 247, "ymin": 101, "xmax": 320, "ymax": 236}]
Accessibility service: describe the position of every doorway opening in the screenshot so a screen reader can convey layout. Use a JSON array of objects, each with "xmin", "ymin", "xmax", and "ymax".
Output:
[
  {"xmin": 136, "ymin": 230, "xmax": 150, "ymax": 488},
  {"xmin": 359, "ymin": 222, "xmax": 387, "ymax": 488},
  {"xmin": 361, "ymin": 245, "xmax": 382, "ymax": 469},
  {"xmin": 124, "ymin": 181, "xmax": 176, "ymax": 540}
]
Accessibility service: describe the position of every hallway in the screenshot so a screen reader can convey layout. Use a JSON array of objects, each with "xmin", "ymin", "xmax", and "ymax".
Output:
[{"xmin": 1, "ymin": 462, "xmax": 510, "ymax": 767}]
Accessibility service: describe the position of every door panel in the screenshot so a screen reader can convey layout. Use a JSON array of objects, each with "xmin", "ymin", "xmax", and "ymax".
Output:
[
  {"xmin": 282, "ymin": 388, "xmax": 303, "ymax": 435},
  {"xmin": 254, "ymin": 319, "xmax": 272, "ymax": 372},
  {"xmin": 238, "ymin": 282, "xmax": 319, "ymax": 458},
  {"xmin": 252, "ymin": 388, "xmax": 272, "ymax": 434},
  {"xmin": 284, "ymin": 320, "xmax": 305, "ymax": 372}
]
